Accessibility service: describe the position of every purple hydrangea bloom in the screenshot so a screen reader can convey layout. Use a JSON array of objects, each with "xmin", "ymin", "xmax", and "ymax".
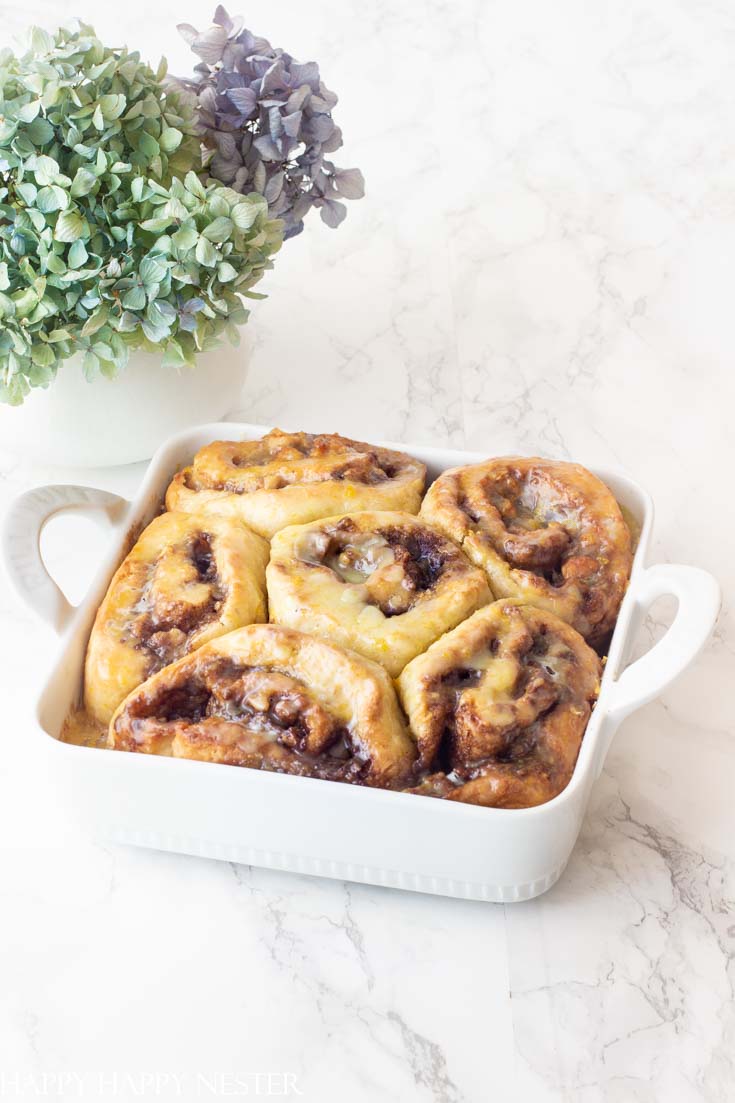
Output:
[{"xmin": 177, "ymin": 6, "xmax": 365, "ymax": 238}]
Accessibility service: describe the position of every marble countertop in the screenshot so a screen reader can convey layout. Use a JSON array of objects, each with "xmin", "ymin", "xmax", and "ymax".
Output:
[{"xmin": 1, "ymin": 0, "xmax": 733, "ymax": 1099}]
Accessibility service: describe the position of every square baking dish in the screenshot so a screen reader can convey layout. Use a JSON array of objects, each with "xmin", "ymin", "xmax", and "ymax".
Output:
[{"xmin": 2, "ymin": 423, "xmax": 720, "ymax": 902}]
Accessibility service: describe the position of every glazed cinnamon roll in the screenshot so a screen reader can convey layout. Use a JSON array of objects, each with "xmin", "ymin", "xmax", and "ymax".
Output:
[
  {"xmin": 420, "ymin": 457, "xmax": 632, "ymax": 646},
  {"xmin": 165, "ymin": 428, "xmax": 426, "ymax": 538},
  {"xmin": 397, "ymin": 600, "xmax": 601, "ymax": 808},
  {"xmin": 109, "ymin": 624, "xmax": 416, "ymax": 788},
  {"xmin": 84, "ymin": 511, "xmax": 269, "ymax": 725},
  {"xmin": 267, "ymin": 511, "xmax": 491, "ymax": 678}
]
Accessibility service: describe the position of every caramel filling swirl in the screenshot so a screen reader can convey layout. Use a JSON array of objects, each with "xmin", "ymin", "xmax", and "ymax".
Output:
[
  {"xmin": 110, "ymin": 626, "xmax": 417, "ymax": 789},
  {"xmin": 421, "ymin": 457, "xmax": 632, "ymax": 646},
  {"xmin": 83, "ymin": 509, "xmax": 269, "ymax": 727},
  {"xmin": 296, "ymin": 519, "xmax": 463, "ymax": 617},
  {"xmin": 462, "ymin": 468, "xmax": 593, "ymax": 583},
  {"xmin": 129, "ymin": 531, "xmax": 224, "ymax": 666},
  {"xmin": 182, "ymin": 430, "xmax": 416, "ymax": 495},
  {"xmin": 114, "ymin": 654, "xmax": 361, "ymax": 779}
]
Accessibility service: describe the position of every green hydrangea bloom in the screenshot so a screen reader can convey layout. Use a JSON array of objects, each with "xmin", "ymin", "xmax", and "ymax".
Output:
[{"xmin": 0, "ymin": 21, "xmax": 282, "ymax": 404}]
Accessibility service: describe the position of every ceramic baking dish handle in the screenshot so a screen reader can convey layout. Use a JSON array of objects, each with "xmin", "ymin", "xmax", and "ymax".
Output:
[
  {"xmin": 606, "ymin": 563, "xmax": 720, "ymax": 722},
  {"xmin": 2, "ymin": 484, "xmax": 129, "ymax": 634}
]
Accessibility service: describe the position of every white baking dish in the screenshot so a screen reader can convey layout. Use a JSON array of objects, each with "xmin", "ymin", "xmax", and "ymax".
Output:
[{"xmin": 2, "ymin": 424, "xmax": 721, "ymax": 903}]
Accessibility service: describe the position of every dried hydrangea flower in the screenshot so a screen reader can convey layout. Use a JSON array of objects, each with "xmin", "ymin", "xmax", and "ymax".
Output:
[
  {"xmin": 0, "ymin": 20, "xmax": 282, "ymax": 405},
  {"xmin": 177, "ymin": 6, "xmax": 365, "ymax": 238}
]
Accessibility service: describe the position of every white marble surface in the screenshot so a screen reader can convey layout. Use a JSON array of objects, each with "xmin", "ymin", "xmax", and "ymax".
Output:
[{"xmin": 1, "ymin": 0, "xmax": 734, "ymax": 1099}]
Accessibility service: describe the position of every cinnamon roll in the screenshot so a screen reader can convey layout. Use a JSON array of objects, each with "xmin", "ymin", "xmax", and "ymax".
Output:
[
  {"xmin": 84, "ymin": 511, "xmax": 269, "ymax": 725},
  {"xmin": 109, "ymin": 624, "xmax": 416, "ymax": 788},
  {"xmin": 420, "ymin": 457, "xmax": 632, "ymax": 646},
  {"xmin": 397, "ymin": 600, "xmax": 601, "ymax": 808},
  {"xmin": 165, "ymin": 428, "xmax": 426, "ymax": 538},
  {"xmin": 267, "ymin": 511, "xmax": 491, "ymax": 678}
]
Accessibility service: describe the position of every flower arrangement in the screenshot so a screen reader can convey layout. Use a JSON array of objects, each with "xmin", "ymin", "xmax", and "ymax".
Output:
[{"xmin": 0, "ymin": 12, "xmax": 363, "ymax": 405}]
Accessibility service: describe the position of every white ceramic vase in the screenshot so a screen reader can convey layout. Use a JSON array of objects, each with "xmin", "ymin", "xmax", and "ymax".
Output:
[{"xmin": 0, "ymin": 336, "xmax": 249, "ymax": 468}]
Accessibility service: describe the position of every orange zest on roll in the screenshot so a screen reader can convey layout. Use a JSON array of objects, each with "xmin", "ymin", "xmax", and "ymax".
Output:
[{"xmin": 266, "ymin": 510, "xmax": 491, "ymax": 677}]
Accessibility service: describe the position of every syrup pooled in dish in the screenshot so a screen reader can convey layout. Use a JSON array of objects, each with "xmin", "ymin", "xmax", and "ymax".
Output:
[
  {"xmin": 420, "ymin": 456, "xmax": 632, "ymax": 646},
  {"xmin": 84, "ymin": 510, "xmax": 269, "ymax": 724},
  {"xmin": 397, "ymin": 600, "xmax": 601, "ymax": 808},
  {"xmin": 267, "ymin": 511, "xmax": 491, "ymax": 677},
  {"xmin": 61, "ymin": 707, "xmax": 107, "ymax": 749},
  {"xmin": 109, "ymin": 624, "xmax": 417, "ymax": 789},
  {"xmin": 165, "ymin": 428, "xmax": 427, "ymax": 538}
]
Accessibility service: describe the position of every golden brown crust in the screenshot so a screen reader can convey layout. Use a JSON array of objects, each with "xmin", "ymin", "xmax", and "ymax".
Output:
[
  {"xmin": 84, "ymin": 511, "xmax": 269, "ymax": 725},
  {"xmin": 397, "ymin": 600, "xmax": 601, "ymax": 808},
  {"xmin": 109, "ymin": 624, "xmax": 417, "ymax": 788},
  {"xmin": 165, "ymin": 428, "xmax": 426, "ymax": 538},
  {"xmin": 420, "ymin": 456, "xmax": 632, "ymax": 646},
  {"xmin": 267, "ymin": 511, "xmax": 492, "ymax": 678}
]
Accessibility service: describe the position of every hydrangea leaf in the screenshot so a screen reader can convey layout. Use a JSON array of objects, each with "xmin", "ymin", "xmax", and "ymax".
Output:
[
  {"xmin": 54, "ymin": 210, "xmax": 85, "ymax": 242},
  {"xmin": 18, "ymin": 100, "xmax": 41, "ymax": 123},
  {"xmin": 98, "ymin": 358, "xmax": 118, "ymax": 380},
  {"xmin": 161, "ymin": 338, "xmax": 186, "ymax": 367},
  {"xmin": 16, "ymin": 182, "xmax": 38, "ymax": 204},
  {"xmin": 140, "ymin": 217, "xmax": 171, "ymax": 232},
  {"xmin": 140, "ymin": 256, "xmax": 168, "ymax": 286},
  {"xmin": 195, "ymin": 236, "xmax": 217, "ymax": 267},
  {"xmin": 333, "ymin": 168, "xmax": 365, "ymax": 200},
  {"xmin": 141, "ymin": 317, "xmax": 169, "ymax": 342},
  {"xmin": 121, "ymin": 285, "xmax": 146, "ymax": 310},
  {"xmin": 67, "ymin": 239, "xmax": 88, "ymax": 268},
  {"xmin": 36, "ymin": 185, "xmax": 69, "ymax": 213},
  {"xmin": 319, "ymin": 198, "xmax": 347, "ymax": 228},
  {"xmin": 80, "ymin": 303, "xmax": 108, "ymax": 336},
  {"xmin": 26, "ymin": 117, "xmax": 55, "ymax": 145},
  {"xmin": 99, "ymin": 93, "xmax": 127, "ymax": 120},
  {"xmin": 231, "ymin": 201, "xmax": 259, "ymax": 230},
  {"xmin": 217, "ymin": 261, "xmax": 237, "ymax": 282},
  {"xmin": 163, "ymin": 197, "xmax": 188, "ymax": 221},
  {"xmin": 30, "ymin": 26, "xmax": 54, "ymax": 54},
  {"xmin": 160, "ymin": 127, "xmax": 183, "ymax": 153},
  {"xmin": 148, "ymin": 299, "xmax": 176, "ymax": 325},
  {"xmin": 30, "ymin": 342, "xmax": 54, "ymax": 368},
  {"xmin": 171, "ymin": 224, "xmax": 198, "ymax": 251},
  {"xmin": 185, "ymin": 171, "xmax": 207, "ymax": 199},
  {"xmin": 202, "ymin": 216, "xmax": 232, "ymax": 242},
  {"xmin": 70, "ymin": 167, "xmax": 97, "ymax": 197},
  {"xmin": 32, "ymin": 155, "xmax": 59, "ymax": 185},
  {"xmin": 117, "ymin": 310, "xmax": 139, "ymax": 332},
  {"xmin": 137, "ymin": 131, "xmax": 159, "ymax": 159}
]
